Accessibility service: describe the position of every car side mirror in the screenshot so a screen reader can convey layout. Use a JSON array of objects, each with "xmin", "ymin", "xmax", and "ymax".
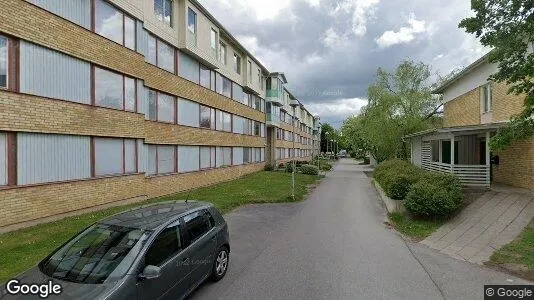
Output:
[{"xmin": 139, "ymin": 265, "xmax": 161, "ymax": 280}]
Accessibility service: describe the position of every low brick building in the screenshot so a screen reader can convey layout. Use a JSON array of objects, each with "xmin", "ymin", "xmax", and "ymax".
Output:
[{"xmin": 406, "ymin": 54, "xmax": 531, "ymax": 190}]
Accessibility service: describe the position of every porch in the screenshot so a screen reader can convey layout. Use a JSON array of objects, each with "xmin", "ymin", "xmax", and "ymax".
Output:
[{"xmin": 408, "ymin": 123, "xmax": 505, "ymax": 188}]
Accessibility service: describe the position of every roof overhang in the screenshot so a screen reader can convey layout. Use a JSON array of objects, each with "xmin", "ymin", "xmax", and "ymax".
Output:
[
  {"xmin": 270, "ymin": 72, "xmax": 288, "ymax": 84},
  {"xmin": 404, "ymin": 122, "xmax": 507, "ymax": 139},
  {"xmin": 432, "ymin": 52, "xmax": 492, "ymax": 94}
]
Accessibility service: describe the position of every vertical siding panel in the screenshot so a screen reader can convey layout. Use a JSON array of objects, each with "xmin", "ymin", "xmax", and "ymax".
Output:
[
  {"xmin": 137, "ymin": 80, "xmax": 146, "ymax": 116},
  {"xmin": 28, "ymin": 0, "xmax": 90, "ymax": 29},
  {"xmin": 17, "ymin": 133, "xmax": 91, "ymax": 185},
  {"xmin": 20, "ymin": 41, "xmax": 91, "ymax": 104},
  {"xmin": 138, "ymin": 140, "xmax": 147, "ymax": 174}
]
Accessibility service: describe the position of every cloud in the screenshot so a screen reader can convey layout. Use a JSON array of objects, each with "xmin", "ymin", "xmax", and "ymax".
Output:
[
  {"xmin": 375, "ymin": 14, "xmax": 430, "ymax": 48},
  {"xmin": 307, "ymin": 98, "xmax": 368, "ymax": 119}
]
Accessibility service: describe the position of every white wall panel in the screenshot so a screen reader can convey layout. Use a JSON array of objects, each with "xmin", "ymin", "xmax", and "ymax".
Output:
[
  {"xmin": 442, "ymin": 62, "xmax": 498, "ymax": 103},
  {"xmin": 20, "ymin": 41, "xmax": 91, "ymax": 104},
  {"xmin": 138, "ymin": 140, "xmax": 147, "ymax": 173},
  {"xmin": 94, "ymin": 138, "xmax": 123, "ymax": 176},
  {"xmin": 178, "ymin": 98, "xmax": 200, "ymax": 127},
  {"xmin": 17, "ymin": 133, "xmax": 90, "ymax": 185},
  {"xmin": 0, "ymin": 133, "xmax": 6, "ymax": 185},
  {"xmin": 233, "ymin": 147, "xmax": 243, "ymax": 165},
  {"xmin": 29, "ymin": 0, "xmax": 90, "ymax": 29}
]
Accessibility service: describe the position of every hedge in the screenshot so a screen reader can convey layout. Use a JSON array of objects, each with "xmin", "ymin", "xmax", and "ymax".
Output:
[
  {"xmin": 300, "ymin": 164, "xmax": 319, "ymax": 175},
  {"xmin": 374, "ymin": 159, "xmax": 463, "ymax": 219}
]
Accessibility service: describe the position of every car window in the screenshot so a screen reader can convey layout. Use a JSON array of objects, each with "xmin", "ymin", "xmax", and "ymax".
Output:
[
  {"xmin": 144, "ymin": 225, "xmax": 181, "ymax": 267},
  {"xmin": 182, "ymin": 210, "xmax": 213, "ymax": 246}
]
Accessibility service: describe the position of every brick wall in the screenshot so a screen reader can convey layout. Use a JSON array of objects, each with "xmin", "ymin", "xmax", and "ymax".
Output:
[
  {"xmin": 492, "ymin": 82, "xmax": 525, "ymax": 122},
  {"xmin": 493, "ymin": 139, "xmax": 534, "ymax": 190},
  {"xmin": 443, "ymin": 88, "xmax": 480, "ymax": 127}
]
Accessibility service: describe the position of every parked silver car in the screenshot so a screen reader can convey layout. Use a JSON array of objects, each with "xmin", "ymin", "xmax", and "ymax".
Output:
[{"xmin": 1, "ymin": 201, "xmax": 230, "ymax": 300}]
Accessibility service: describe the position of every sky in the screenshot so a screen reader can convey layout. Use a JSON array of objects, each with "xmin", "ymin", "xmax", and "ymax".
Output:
[{"xmin": 198, "ymin": 0, "xmax": 490, "ymax": 128}]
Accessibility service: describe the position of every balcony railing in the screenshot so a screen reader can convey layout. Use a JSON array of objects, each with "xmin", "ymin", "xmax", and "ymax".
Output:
[{"xmin": 421, "ymin": 161, "xmax": 490, "ymax": 187}]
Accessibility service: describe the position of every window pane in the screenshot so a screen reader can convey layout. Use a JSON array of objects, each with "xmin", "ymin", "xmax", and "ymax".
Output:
[
  {"xmin": 210, "ymin": 70, "xmax": 216, "ymax": 91},
  {"xmin": 216, "ymin": 147, "xmax": 223, "ymax": 168},
  {"xmin": 157, "ymin": 93, "xmax": 175, "ymax": 123},
  {"xmin": 243, "ymin": 147, "xmax": 250, "ymax": 164},
  {"xmin": 210, "ymin": 30, "xmax": 217, "ymax": 50},
  {"xmin": 210, "ymin": 108, "xmax": 216, "ymax": 130},
  {"xmin": 0, "ymin": 37, "xmax": 6, "ymax": 88},
  {"xmin": 125, "ymin": 77, "xmax": 136, "ymax": 112},
  {"xmin": 95, "ymin": 138, "xmax": 123, "ymax": 176},
  {"xmin": 223, "ymin": 113, "xmax": 232, "ymax": 132},
  {"xmin": 164, "ymin": 0, "xmax": 172, "ymax": 26},
  {"xmin": 222, "ymin": 77, "xmax": 232, "ymax": 98},
  {"xmin": 125, "ymin": 139, "xmax": 136, "ymax": 173},
  {"xmin": 200, "ymin": 147, "xmax": 211, "ymax": 169},
  {"xmin": 219, "ymin": 44, "xmax": 226, "ymax": 64},
  {"xmin": 148, "ymin": 90, "xmax": 157, "ymax": 121},
  {"xmin": 154, "ymin": 0, "xmax": 164, "ymax": 21},
  {"xmin": 158, "ymin": 40, "xmax": 175, "ymax": 73},
  {"xmin": 147, "ymin": 145, "xmax": 157, "ymax": 175},
  {"xmin": 215, "ymin": 110, "xmax": 223, "ymax": 131},
  {"xmin": 145, "ymin": 226, "xmax": 180, "ymax": 267},
  {"xmin": 233, "ymin": 147, "xmax": 243, "ymax": 165},
  {"xmin": 95, "ymin": 68, "xmax": 123, "ymax": 110},
  {"xmin": 200, "ymin": 65, "xmax": 210, "ymax": 88},
  {"xmin": 0, "ymin": 133, "xmax": 7, "ymax": 185},
  {"xmin": 178, "ymin": 52, "xmax": 199, "ymax": 84},
  {"xmin": 232, "ymin": 116, "xmax": 244, "ymax": 134},
  {"xmin": 177, "ymin": 98, "xmax": 200, "ymax": 127},
  {"xmin": 215, "ymin": 73, "xmax": 223, "ymax": 94},
  {"xmin": 187, "ymin": 8, "xmax": 196, "ymax": 33},
  {"xmin": 147, "ymin": 35, "xmax": 157, "ymax": 65},
  {"xmin": 157, "ymin": 145, "xmax": 175, "ymax": 174},
  {"xmin": 210, "ymin": 147, "xmax": 216, "ymax": 168},
  {"xmin": 200, "ymin": 106, "xmax": 211, "ymax": 129},
  {"xmin": 178, "ymin": 146, "xmax": 200, "ymax": 173},
  {"xmin": 124, "ymin": 15, "xmax": 136, "ymax": 50},
  {"xmin": 223, "ymin": 147, "xmax": 232, "ymax": 166},
  {"xmin": 95, "ymin": 0, "xmax": 123, "ymax": 45},
  {"xmin": 183, "ymin": 211, "xmax": 211, "ymax": 244},
  {"xmin": 232, "ymin": 83, "xmax": 243, "ymax": 101}
]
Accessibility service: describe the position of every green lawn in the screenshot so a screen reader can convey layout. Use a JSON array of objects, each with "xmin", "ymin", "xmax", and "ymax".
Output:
[
  {"xmin": 388, "ymin": 212, "xmax": 445, "ymax": 241},
  {"xmin": 0, "ymin": 171, "xmax": 320, "ymax": 282},
  {"xmin": 490, "ymin": 219, "xmax": 534, "ymax": 281}
]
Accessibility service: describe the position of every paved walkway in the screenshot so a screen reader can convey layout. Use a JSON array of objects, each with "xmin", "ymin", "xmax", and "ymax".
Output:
[
  {"xmin": 422, "ymin": 187, "xmax": 534, "ymax": 264},
  {"xmin": 191, "ymin": 159, "xmax": 530, "ymax": 300}
]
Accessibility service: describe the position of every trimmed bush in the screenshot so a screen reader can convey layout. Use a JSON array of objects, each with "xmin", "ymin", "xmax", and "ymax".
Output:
[
  {"xmin": 319, "ymin": 162, "xmax": 333, "ymax": 171},
  {"xmin": 374, "ymin": 159, "xmax": 422, "ymax": 200},
  {"xmin": 404, "ymin": 172, "xmax": 462, "ymax": 219},
  {"xmin": 300, "ymin": 164, "xmax": 319, "ymax": 175},
  {"xmin": 264, "ymin": 164, "xmax": 274, "ymax": 171},
  {"xmin": 285, "ymin": 163, "xmax": 295, "ymax": 173}
]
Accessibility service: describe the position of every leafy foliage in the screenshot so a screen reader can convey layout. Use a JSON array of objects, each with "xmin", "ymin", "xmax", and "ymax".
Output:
[
  {"xmin": 404, "ymin": 173, "xmax": 462, "ymax": 219},
  {"xmin": 341, "ymin": 60, "xmax": 443, "ymax": 163},
  {"xmin": 459, "ymin": 0, "xmax": 534, "ymax": 150},
  {"xmin": 300, "ymin": 164, "xmax": 319, "ymax": 175},
  {"xmin": 374, "ymin": 159, "xmax": 422, "ymax": 200}
]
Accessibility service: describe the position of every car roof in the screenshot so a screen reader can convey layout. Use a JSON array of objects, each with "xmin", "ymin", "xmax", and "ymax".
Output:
[{"xmin": 100, "ymin": 201, "xmax": 211, "ymax": 231}]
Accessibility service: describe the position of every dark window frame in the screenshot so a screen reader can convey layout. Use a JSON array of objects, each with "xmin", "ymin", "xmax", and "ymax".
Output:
[
  {"xmin": 93, "ymin": 66, "xmax": 138, "ymax": 112},
  {"xmin": 91, "ymin": 0, "xmax": 137, "ymax": 51}
]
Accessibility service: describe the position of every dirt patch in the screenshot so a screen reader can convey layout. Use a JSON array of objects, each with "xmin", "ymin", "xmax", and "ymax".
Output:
[{"xmin": 486, "ymin": 261, "xmax": 534, "ymax": 282}]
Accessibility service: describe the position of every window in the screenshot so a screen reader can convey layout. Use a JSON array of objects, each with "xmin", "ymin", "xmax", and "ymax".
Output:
[
  {"xmin": 0, "ymin": 133, "xmax": 7, "ymax": 185},
  {"xmin": 223, "ymin": 112, "xmax": 232, "ymax": 132},
  {"xmin": 200, "ymin": 106, "xmax": 214, "ymax": 129},
  {"xmin": 178, "ymin": 146, "xmax": 200, "ymax": 173},
  {"xmin": 232, "ymin": 116, "xmax": 244, "ymax": 134},
  {"xmin": 219, "ymin": 42, "xmax": 226, "ymax": 65},
  {"xmin": 253, "ymin": 121, "xmax": 261, "ymax": 136},
  {"xmin": 431, "ymin": 140, "xmax": 440, "ymax": 163},
  {"xmin": 0, "ymin": 36, "xmax": 8, "ymax": 88},
  {"xmin": 94, "ymin": 138, "xmax": 136, "ymax": 176},
  {"xmin": 232, "ymin": 83, "xmax": 243, "ymax": 102},
  {"xmin": 158, "ymin": 40, "xmax": 175, "ymax": 73},
  {"xmin": 147, "ymin": 34, "xmax": 157, "ymax": 65},
  {"xmin": 482, "ymin": 83, "xmax": 492, "ymax": 113},
  {"xmin": 200, "ymin": 65, "xmax": 211, "ymax": 89},
  {"xmin": 94, "ymin": 0, "xmax": 136, "ymax": 50},
  {"xmin": 95, "ymin": 68, "xmax": 123, "ymax": 110},
  {"xmin": 210, "ymin": 29, "xmax": 217, "ymax": 58},
  {"xmin": 157, "ymin": 93, "xmax": 175, "ymax": 123},
  {"xmin": 177, "ymin": 98, "xmax": 200, "ymax": 127},
  {"xmin": 182, "ymin": 210, "xmax": 213, "ymax": 246},
  {"xmin": 124, "ymin": 77, "xmax": 136, "ymax": 112},
  {"xmin": 145, "ymin": 225, "xmax": 180, "ymax": 267},
  {"xmin": 178, "ymin": 52, "xmax": 200, "ymax": 84},
  {"xmin": 187, "ymin": 8, "xmax": 197, "ymax": 36},
  {"xmin": 233, "ymin": 147, "xmax": 243, "ymax": 165},
  {"xmin": 216, "ymin": 147, "xmax": 232, "ymax": 167},
  {"xmin": 233, "ymin": 53, "xmax": 241, "ymax": 74},
  {"xmin": 215, "ymin": 73, "xmax": 223, "ymax": 95},
  {"xmin": 156, "ymin": 145, "xmax": 176, "ymax": 174},
  {"xmin": 257, "ymin": 68, "xmax": 261, "ymax": 86},
  {"xmin": 148, "ymin": 90, "xmax": 157, "ymax": 121},
  {"xmin": 17, "ymin": 133, "xmax": 91, "ymax": 185},
  {"xmin": 222, "ymin": 77, "xmax": 232, "ymax": 98},
  {"xmin": 200, "ymin": 147, "xmax": 212, "ymax": 169},
  {"xmin": 243, "ymin": 147, "xmax": 251, "ymax": 164},
  {"xmin": 154, "ymin": 0, "xmax": 172, "ymax": 26}
]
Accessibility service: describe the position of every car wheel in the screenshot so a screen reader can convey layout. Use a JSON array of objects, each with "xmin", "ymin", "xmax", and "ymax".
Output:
[{"xmin": 211, "ymin": 247, "xmax": 229, "ymax": 281}]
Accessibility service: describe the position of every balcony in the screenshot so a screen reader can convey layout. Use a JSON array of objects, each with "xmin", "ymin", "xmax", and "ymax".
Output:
[
  {"xmin": 266, "ymin": 113, "xmax": 280, "ymax": 127},
  {"xmin": 266, "ymin": 89, "xmax": 283, "ymax": 106}
]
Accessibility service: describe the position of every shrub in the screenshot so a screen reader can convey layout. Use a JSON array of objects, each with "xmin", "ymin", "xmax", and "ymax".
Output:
[
  {"xmin": 404, "ymin": 172, "xmax": 462, "ymax": 219},
  {"xmin": 300, "ymin": 164, "xmax": 319, "ymax": 175},
  {"xmin": 374, "ymin": 159, "xmax": 422, "ymax": 199},
  {"xmin": 264, "ymin": 164, "xmax": 274, "ymax": 171},
  {"xmin": 319, "ymin": 162, "xmax": 333, "ymax": 171},
  {"xmin": 278, "ymin": 163, "xmax": 285, "ymax": 169},
  {"xmin": 285, "ymin": 163, "xmax": 295, "ymax": 173}
]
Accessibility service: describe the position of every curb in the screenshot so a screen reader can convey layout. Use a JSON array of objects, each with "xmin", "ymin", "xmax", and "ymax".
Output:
[{"xmin": 372, "ymin": 179, "xmax": 406, "ymax": 214}]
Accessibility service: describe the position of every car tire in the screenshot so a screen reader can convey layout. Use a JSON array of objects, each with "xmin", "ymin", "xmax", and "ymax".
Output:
[{"xmin": 211, "ymin": 246, "xmax": 229, "ymax": 282}]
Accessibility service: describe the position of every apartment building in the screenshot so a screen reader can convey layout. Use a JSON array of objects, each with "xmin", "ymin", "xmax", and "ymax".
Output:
[
  {"xmin": 0, "ymin": 0, "xmax": 320, "ymax": 230},
  {"xmin": 407, "ymin": 53, "xmax": 530, "ymax": 190}
]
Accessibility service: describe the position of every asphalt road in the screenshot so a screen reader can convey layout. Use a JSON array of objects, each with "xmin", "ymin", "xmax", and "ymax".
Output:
[{"xmin": 190, "ymin": 159, "xmax": 531, "ymax": 300}]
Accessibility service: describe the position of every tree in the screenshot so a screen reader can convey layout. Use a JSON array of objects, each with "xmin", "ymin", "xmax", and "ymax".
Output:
[
  {"xmin": 459, "ymin": 0, "xmax": 534, "ymax": 151},
  {"xmin": 342, "ymin": 60, "xmax": 443, "ymax": 162},
  {"xmin": 320, "ymin": 123, "xmax": 340, "ymax": 153}
]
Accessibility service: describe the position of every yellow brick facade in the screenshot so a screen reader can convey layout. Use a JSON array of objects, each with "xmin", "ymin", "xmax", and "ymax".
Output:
[
  {"xmin": 491, "ymin": 82, "xmax": 524, "ymax": 122},
  {"xmin": 443, "ymin": 88, "xmax": 480, "ymax": 127},
  {"xmin": 492, "ymin": 139, "xmax": 534, "ymax": 190}
]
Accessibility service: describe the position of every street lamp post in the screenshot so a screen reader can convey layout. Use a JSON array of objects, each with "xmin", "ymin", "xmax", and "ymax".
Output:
[{"xmin": 290, "ymin": 100, "xmax": 299, "ymax": 200}]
